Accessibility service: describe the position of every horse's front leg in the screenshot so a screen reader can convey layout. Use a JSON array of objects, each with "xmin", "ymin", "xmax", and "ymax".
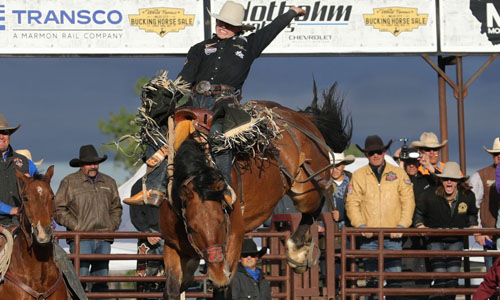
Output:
[{"xmin": 163, "ymin": 244, "xmax": 183, "ymax": 300}]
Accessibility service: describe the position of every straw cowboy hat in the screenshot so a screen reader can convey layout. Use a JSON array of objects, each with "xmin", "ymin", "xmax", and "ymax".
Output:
[
  {"xmin": 410, "ymin": 132, "xmax": 447, "ymax": 149},
  {"xmin": 69, "ymin": 145, "xmax": 107, "ymax": 167},
  {"xmin": 241, "ymin": 238, "xmax": 267, "ymax": 258},
  {"xmin": 0, "ymin": 113, "xmax": 20, "ymax": 135},
  {"xmin": 435, "ymin": 161, "xmax": 467, "ymax": 180},
  {"xmin": 15, "ymin": 149, "xmax": 44, "ymax": 166},
  {"xmin": 208, "ymin": 1, "xmax": 256, "ymax": 31},
  {"xmin": 329, "ymin": 152, "xmax": 355, "ymax": 166},
  {"xmin": 483, "ymin": 137, "xmax": 500, "ymax": 154},
  {"xmin": 356, "ymin": 135, "xmax": 392, "ymax": 153}
]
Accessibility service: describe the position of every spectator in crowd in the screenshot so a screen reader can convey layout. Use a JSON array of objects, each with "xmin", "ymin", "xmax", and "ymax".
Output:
[
  {"xmin": 410, "ymin": 132, "xmax": 448, "ymax": 175},
  {"xmin": 129, "ymin": 178, "xmax": 165, "ymax": 299},
  {"xmin": 346, "ymin": 135, "xmax": 415, "ymax": 299},
  {"xmin": 470, "ymin": 137, "xmax": 500, "ymax": 271},
  {"xmin": 329, "ymin": 151, "xmax": 355, "ymax": 229},
  {"xmin": 55, "ymin": 144, "xmax": 123, "ymax": 296},
  {"xmin": 414, "ymin": 161, "xmax": 478, "ymax": 300},
  {"xmin": 0, "ymin": 114, "xmax": 87, "ymax": 299},
  {"xmin": 474, "ymin": 257, "xmax": 500, "ymax": 300},
  {"xmin": 231, "ymin": 238, "xmax": 270, "ymax": 300},
  {"xmin": 396, "ymin": 147, "xmax": 436, "ymax": 300}
]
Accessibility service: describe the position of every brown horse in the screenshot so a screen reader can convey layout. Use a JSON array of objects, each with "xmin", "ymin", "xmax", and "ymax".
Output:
[
  {"xmin": 159, "ymin": 83, "xmax": 351, "ymax": 300},
  {"xmin": 0, "ymin": 166, "xmax": 68, "ymax": 299}
]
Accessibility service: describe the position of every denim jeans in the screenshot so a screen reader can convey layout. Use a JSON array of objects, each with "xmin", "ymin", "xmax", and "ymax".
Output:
[
  {"xmin": 145, "ymin": 138, "xmax": 168, "ymax": 193},
  {"xmin": 427, "ymin": 240, "xmax": 463, "ymax": 300},
  {"xmin": 210, "ymin": 121, "xmax": 233, "ymax": 187},
  {"xmin": 70, "ymin": 240, "xmax": 111, "ymax": 296},
  {"xmin": 360, "ymin": 237, "xmax": 402, "ymax": 300}
]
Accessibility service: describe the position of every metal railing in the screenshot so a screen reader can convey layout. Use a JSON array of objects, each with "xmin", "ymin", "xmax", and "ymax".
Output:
[{"xmin": 53, "ymin": 214, "xmax": 496, "ymax": 299}]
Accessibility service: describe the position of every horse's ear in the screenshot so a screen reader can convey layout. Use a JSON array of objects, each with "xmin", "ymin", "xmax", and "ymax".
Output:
[
  {"xmin": 44, "ymin": 165, "xmax": 55, "ymax": 183},
  {"xmin": 15, "ymin": 169, "xmax": 29, "ymax": 186},
  {"xmin": 180, "ymin": 185, "xmax": 194, "ymax": 202}
]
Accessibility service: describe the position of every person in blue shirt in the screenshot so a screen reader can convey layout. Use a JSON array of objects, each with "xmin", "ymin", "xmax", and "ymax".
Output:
[{"xmin": 231, "ymin": 238, "xmax": 271, "ymax": 300}]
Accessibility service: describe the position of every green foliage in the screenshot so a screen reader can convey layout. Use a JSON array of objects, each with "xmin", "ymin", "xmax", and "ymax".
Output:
[
  {"xmin": 134, "ymin": 77, "xmax": 150, "ymax": 95},
  {"xmin": 344, "ymin": 144, "xmax": 364, "ymax": 157},
  {"xmin": 97, "ymin": 107, "xmax": 142, "ymax": 175}
]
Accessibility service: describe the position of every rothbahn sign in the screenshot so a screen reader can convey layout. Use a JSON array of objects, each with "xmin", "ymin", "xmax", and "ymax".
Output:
[{"xmin": 0, "ymin": 0, "xmax": 498, "ymax": 55}]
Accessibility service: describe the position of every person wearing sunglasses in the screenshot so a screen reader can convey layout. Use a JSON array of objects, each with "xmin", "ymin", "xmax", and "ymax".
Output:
[
  {"xmin": 346, "ymin": 135, "xmax": 415, "ymax": 299},
  {"xmin": 231, "ymin": 238, "xmax": 270, "ymax": 300},
  {"xmin": 414, "ymin": 162, "xmax": 478, "ymax": 300},
  {"xmin": 469, "ymin": 137, "xmax": 500, "ymax": 272},
  {"xmin": 410, "ymin": 132, "xmax": 448, "ymax": 175}
]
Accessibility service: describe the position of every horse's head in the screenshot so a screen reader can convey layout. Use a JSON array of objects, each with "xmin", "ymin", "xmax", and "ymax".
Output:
[
  {"xmin": 173, "ymin": 140, "xmax": 232, "ymax": 287},
  {"xmin": 15, "ymin": 166, "xmax": 55, "ymax": 245}
]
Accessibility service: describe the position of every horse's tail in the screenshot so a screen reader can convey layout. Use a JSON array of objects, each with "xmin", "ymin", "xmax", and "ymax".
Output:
[{"xmin": 299, "ymin": 80, "xmax": 353, "ymax": 153}]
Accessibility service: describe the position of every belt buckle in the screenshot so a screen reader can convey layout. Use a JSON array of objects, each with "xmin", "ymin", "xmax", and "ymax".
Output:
[{"xmin": 195, "ymin": 81, "xmax": 212, "ymax": 95}]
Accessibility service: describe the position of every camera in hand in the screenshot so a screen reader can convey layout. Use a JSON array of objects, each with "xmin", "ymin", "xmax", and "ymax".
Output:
[{"xmin": 399, "ymin": 138, "xmax": 420, "ymax": 160}]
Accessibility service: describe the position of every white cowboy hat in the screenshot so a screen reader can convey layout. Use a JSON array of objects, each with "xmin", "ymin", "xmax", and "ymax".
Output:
[
  {"xmin": 435, "ymin": 161, "xmax": 467, "ymax": 180},
  {"xmin": 483, "ymin": 137, "xmax": 500, "ymax": 154},
  {"xmin": 208, "ymin": 1, "xmax": 255, "ymax": 31},
  {"xmin": 329, "ymin": 152, "xmax": 355, "ymax": 166},
  {"xmin": 15, "ymin": 149, "xmax": 44, "ymax": 166},
  {"xmin": 410, "ymin": 132, "xmax": 448, "ymax": 149}
]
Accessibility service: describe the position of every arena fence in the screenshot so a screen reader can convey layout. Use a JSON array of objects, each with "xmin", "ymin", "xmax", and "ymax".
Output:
[{"xmin": 53, "ymin": 213, "xmax": 497, "ymax": 299}]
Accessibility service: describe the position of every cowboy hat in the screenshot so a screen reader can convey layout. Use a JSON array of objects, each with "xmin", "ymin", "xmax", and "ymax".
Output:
[
  {"xmin": 208, "ymin": 1, "xmax": 256, "ymax": 31},
  {"xmin": 241, "ymin": 238, "xmax": 267, "ymax": 258},
  {"xmin": 15, "ymin": 149, "xmax": 44, "ymax": 166},
  {"xmin": 329, "ymin": 152, "xmax": 355, "ymax": 166},
  {"xmin": 483, "ymin": 137, "xmax": 500, "ymax": 154},
  {"xmin": 69, "ymin": 145, "xmax": 107, "ymax": 167},
  {"xmin": 356, "ymin": 135, "xmax": 392, "ymax": 153},
  {"xmin": 435, "ymin": 161, "xmax": 467, "ymax": 180},
  {"xmin": 0, "ymin": 113, "xmax": 20, "ymax": 135},
  {"xmin": 410, "ymin": 132, "xmax": 447, "ymax": 149}
]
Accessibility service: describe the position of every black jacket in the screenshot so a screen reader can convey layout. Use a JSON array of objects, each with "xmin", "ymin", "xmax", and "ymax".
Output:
[
  {"xmin": 178, "ymin": 10, "xmax": 297, "ymax": 90},
  {"xmin": 409, "ymin": 173, "xmax": 436, "ymax": 202},
  {"xmin": 231, "ymin": 263, "xmax": 270, "ymax": 300},
  {"xmin": 414, "ymin": 186, "xmax": 478, "ymax": 242},
  {"xmin": 0, "ymin": 145, "xmax": 29, "ymax": 225}
]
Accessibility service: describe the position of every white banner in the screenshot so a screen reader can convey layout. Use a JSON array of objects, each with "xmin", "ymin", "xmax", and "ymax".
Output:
[
  {"xmin": 210, "ymin": 0, "xmax": 437, "ymax": 54},
  {"xmin": 0, "ymin": 0, "xmax": 205, "ymax": 54},
  {"xmin": 440, "ymin": 0, "xmax": 500, "ymax": 52}
]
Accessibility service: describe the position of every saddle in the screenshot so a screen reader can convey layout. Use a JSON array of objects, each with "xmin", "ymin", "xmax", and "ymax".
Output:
[{"xmin": 174, "ymin": 107, "xmax": 213, "ymax": 135}]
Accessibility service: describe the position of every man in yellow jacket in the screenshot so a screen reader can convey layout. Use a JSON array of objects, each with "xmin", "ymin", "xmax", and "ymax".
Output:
[{"xmin": 346, "ymin": 135, "xmax": 415, "ymax": 300}]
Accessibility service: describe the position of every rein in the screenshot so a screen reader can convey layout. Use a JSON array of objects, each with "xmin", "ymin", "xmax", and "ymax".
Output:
[
  {"xmin": 16, "ymin": 182, "xmax": 35, "ymax": 248},
  {"xmin": 4, "ymin": 269, "xmax": 64, "ymax": 300},
  {"xmin": 179, "ymin": 176, "xmax": 232, "ymax": 264}
]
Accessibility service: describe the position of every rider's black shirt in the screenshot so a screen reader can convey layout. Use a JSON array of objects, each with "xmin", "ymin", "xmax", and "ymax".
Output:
[{"xmin": 178, "ymin": 10, "xmax": 297, "ymax": 91}]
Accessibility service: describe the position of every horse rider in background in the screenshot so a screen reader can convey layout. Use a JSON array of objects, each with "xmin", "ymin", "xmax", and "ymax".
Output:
[
  {"xmin": 0, "ymin": 113, "xmax": 88, "ymax": 300},
  {"xmin": 124, "ymin": 0, "xmax": 306, "ymax": 206}
]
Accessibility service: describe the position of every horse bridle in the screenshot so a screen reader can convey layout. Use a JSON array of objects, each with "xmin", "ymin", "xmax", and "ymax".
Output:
[
  {"xmin": 6, "ymin": 181, "xmax": 63, "ymax": 299},
  {"xmin": 180, "ymin": 176, "xmax": 232, "ymax": 264}
]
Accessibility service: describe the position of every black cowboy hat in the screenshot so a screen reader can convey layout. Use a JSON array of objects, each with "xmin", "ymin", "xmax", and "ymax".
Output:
[
  {"xmin": 356, "ymin": 135, "xmax": 392, "ymax": 153},
  {"xmin": 69, "ymin": 145, "xmax": 107, "ymax": 167},
  {"xmin": 241, "ymin": 238, "xmax": 268, "ymax": 258}
]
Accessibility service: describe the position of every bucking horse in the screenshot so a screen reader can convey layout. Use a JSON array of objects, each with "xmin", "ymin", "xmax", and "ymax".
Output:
[{"xmin": 133, "ymin": 73, "xmax": 352, "ymax": 300}]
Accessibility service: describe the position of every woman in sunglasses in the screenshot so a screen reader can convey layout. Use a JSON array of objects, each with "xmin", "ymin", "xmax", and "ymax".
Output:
[{"xmin": 414, "ymin": 161, "xmax": 478, "ymax": 300}]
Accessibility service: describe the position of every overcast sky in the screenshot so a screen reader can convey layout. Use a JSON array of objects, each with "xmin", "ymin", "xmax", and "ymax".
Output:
[{"xmin": 1, "ymin": 55, "xmax": 499, "ymax": 185}]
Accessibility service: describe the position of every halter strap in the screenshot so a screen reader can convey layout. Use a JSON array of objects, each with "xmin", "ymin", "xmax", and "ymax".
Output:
[{"xmin": 5, "ymin": 269, "xmax": 64, "ymax": 300}]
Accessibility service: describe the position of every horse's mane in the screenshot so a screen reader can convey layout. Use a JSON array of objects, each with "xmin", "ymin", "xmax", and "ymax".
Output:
[
  {"xmin": 172, "ymin": 139, "xmax": 226, "ymax": 208},
  {"xmin": 32, "ymin": 172, "xmax": 44, "ymax": 181},
  {"xmin": 300, "ymin": 80, "xmax": 353, "ymax": 153}
]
